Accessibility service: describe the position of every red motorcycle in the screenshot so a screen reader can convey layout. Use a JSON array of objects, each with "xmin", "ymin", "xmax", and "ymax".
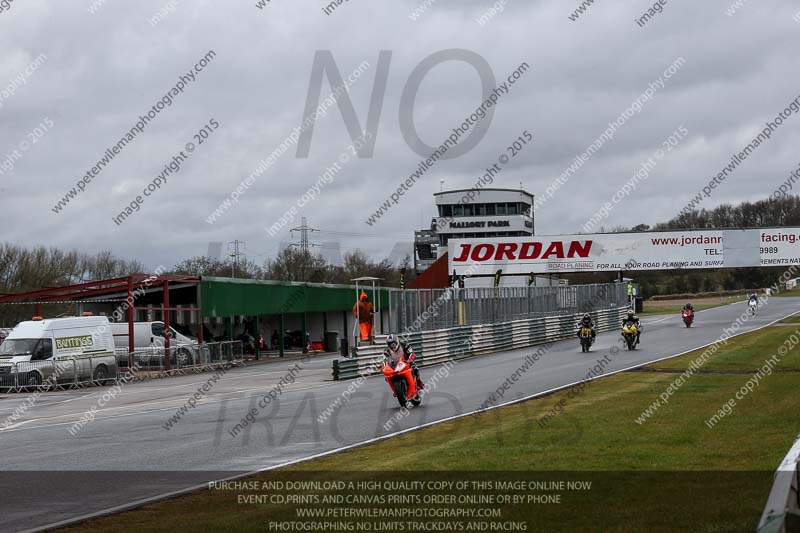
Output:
[
  {"xmin": 382, "ymin": 356, "xmax": 422, "ymax": 408},
  {"xmin": 682, "ymin": 309, "xmax": 694, "ymax": 328}
]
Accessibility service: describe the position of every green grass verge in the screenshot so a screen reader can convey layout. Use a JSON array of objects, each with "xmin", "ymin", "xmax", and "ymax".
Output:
[
  {"xmin": 650, "ymin": 323, "xmax": 800, "ymax": 371},
  {"xmin": 65, "ymin": 326, "xmax": 800, "ymax": 533},
  {"xmin": 773, "ymin": 286, "xmax": 800, "ymax": 297}
]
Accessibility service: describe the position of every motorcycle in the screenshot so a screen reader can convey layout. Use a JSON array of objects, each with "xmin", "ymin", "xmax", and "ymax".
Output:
[
  {"xmin": 621, "ymin": 322, "xmax": 638, "ymax": 350},
  {"xmin": 382, "ymin": 356, "xmax": 421, "ymax": 408},
  {"xmin": 682, "ymin": 309, "xmax": 694, "ymax": 328},
  {"xmin": 579, "ymin": 326, "xmax": 593, "ymax": 353},
  {"xmin": 749, "ymin": 300, "xmax": 758, "ymax": 316}
]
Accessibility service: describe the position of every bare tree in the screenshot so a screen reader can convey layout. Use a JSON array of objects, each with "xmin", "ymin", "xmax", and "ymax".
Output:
[{"xmin": 265, "ymin": 248, "xmax": 328, "ymax": 282}]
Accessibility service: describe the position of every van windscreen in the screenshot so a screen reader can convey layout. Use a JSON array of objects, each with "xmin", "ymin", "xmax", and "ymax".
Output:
[{"xmin": 0, "ymin": 339, "xmax": 38, "ymax": 357}]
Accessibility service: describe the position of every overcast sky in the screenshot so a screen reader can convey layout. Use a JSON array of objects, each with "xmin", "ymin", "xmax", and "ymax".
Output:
[{"xmin": 1, "ymin": 0, "xmax": 799, "ymax": 271}]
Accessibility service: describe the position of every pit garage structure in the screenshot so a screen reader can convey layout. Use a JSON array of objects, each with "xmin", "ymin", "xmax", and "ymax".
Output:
[{"xmin": 0, "ymin": 274, "xmax": 390, "ymax": 369}]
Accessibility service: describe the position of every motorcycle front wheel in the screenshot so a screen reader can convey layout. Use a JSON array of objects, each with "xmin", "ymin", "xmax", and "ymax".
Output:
[{"xmin": 393, "ymin": 378, "xmax": 408, "ymax": 408}]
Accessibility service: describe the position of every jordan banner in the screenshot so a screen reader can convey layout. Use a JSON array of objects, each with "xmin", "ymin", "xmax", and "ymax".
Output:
[{"xmin": 449, "ymin": 228, "xmax": 800, "ymax": 275}]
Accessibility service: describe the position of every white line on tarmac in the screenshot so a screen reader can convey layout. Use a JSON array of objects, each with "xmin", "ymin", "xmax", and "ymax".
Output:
[
  {"xmin": 0, "ymin": 419, "xmax": 36, "ymax": 431},
  {"xmin": 0, "ymin": 383, "xmax": 341, "ymax": 434},
  {"xmin": 0, "ymin": 363, "xmax": 331, "ymax": 412},
  {"xmin": 77, "ymin": 368, "xmax": 319, "ymax": 397}
]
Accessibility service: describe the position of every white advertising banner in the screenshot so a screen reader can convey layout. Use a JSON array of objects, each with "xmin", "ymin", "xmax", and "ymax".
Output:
[{"xmin": 449, "ymin": 228, "xmax": 800, "ymax": 275}]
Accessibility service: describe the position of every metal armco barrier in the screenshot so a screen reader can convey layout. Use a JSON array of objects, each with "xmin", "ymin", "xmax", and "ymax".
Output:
[
  {"xmin": 758, "ymin": 433, "xmax": 800, "ymax": 532},
  {"xmin": 333, "ymin": 307, "xmax": 628, "ymax": 380}
]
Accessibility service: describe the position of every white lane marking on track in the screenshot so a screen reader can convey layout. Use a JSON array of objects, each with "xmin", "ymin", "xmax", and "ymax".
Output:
[
  {"xmin": 642, "ymin": 299, "xmax": 744, "ymax": 325},
  {"xmin": 0, "ymin": 419, "xmax": 36, "ymax": 431},
  {"xmin": 0, "ymin": 391, "xmax": 104, "ymax": 417},
  {"xmin": 0, "ymin": 383, "xmax": 341, "ymax": 434},
  {"xmin": 74, "ymin": 368, "xmax": 319, "ymax": 397},
  {"xmin": 0, "ymin": 363, "xmax": 333, "ymax": 412},
  {"xmin": 641, "ymin": 300, "xmax": 751, "ymax": 329},
  {"xmin": 643, "ymin": 315, "xmax": 673, "ymax": 325}
]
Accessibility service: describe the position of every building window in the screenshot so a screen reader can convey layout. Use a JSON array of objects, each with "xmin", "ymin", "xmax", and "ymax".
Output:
[
  {"xmin": 441, "ymin": 205, "xmax": 452, "ymax": 217},
  {"xmin": 454, "ymin": 204, "xmax": 464, "ymax": 217},
  {"xmin": 506, "ymin": 203, "xmax": 518, "ymax": 215},
  {"xmin": 464, "ymin": 204, "xmax": 474, "ymax": 216},
  {"xmin": 496, "ymin": 203, "xmax": 506, "ymax": 216},
  {"xmin": 476, "ymin": 203, "xmax": 486, "ymax": 216}
]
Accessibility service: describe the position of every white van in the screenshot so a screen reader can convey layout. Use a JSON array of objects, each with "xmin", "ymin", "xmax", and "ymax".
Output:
[
  {"xmin": 110, "ymin": 321, "xmax": 201, "ymax": 367},
  {"xmin": 0, "ymin": 315, "xmax": 116, "ymax": 387}
]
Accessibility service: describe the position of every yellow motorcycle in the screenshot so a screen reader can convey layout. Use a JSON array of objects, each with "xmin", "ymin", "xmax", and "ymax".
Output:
[
  {"xmin": 579, "ymin": 326, "xmax": 593, "ymax": 353},
  {"xmin": 621, "ymin": 322, "xmax": 638, "ymax": 350}
]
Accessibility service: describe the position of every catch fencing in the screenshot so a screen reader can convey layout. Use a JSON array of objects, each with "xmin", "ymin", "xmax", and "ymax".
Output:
[
  {"xmin": 0, "ymin": 355, "xmax": 117, "ymax": 392},
  {"xmin": 337, "ymin": 282, "xmax": 629, "ymax": 380},
  {"xmin": 0, "ymin": 341, "xmax": 243, "ymax": 392},
  {"xmin": 116, "ymin": 340, "xmax": 244, "ymax": 373},
  {"xmin": 383, "ymin": 282, "xmax": 628, "ymax": 333}
]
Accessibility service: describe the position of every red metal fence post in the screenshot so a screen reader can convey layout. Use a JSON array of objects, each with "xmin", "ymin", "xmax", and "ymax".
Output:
[
  {"xmin": 163, "ymin": 280, "xmax": 171, "ymax": 371},
  {"xmin": 196, "ymin": 282, "xmax": 203, "ymax": 346},
  {"xmin": 127, "ymin": 276, "xmax": 135, "ymax": 369}
]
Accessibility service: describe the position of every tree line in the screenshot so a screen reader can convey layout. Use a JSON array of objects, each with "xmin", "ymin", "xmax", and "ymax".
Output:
[
  {"xmin": 1, "ymin": 194, "xmax": 797, "ymax": 322},
  {"xmin": 0, "ymin": 244, "xmax": 412, "ymax": 325},
  {"xmin": 567, "ymin": 195, "xmax": 800, "ymax": 297},
  {"xmin": 0, "ymin": 243, "xmax": 146, "ymax": 325},
  {"xmin": 172, "ymin": 247, "xmax": 413, "ymax": 286}
]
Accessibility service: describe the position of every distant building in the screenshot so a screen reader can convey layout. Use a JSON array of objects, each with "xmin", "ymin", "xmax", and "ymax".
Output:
[
  {"xmin": 414, "ymin": 188, "xmax": 535, "ymax": 273},
  {"xmin": 387, "ymin": 241, "xmax": 414, "ymax": 266},
  {"xmin": 320, "ymin": 241, "xmax": 343, "ymax": 266},
  {"xmin": 413, "ymin": 224, "xmax": 439, "ymax": 274},
  {"xmin": 205, "ymin": 241, "xmax": 223, "ymax": 261}
]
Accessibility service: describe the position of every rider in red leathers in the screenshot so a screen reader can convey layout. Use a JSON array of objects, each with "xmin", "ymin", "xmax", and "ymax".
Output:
[{"xmin": 383, "ymin": 334, "xmax": 425, "ymax": 390}]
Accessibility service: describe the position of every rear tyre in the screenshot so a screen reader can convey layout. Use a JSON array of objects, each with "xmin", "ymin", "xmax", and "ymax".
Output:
[
  {"xmin": 93, "ymin": 364, "xmax": 109, "ymax": 385},
  {"xmin": 394, "ymin": 378, "xmax": 408, "ymax": 408}
]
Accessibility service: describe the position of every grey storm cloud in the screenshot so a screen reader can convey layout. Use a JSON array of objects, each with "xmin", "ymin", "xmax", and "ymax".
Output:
[{"xmin": 0, "ymin": 0, "xmax": 798, "ymax": 269}]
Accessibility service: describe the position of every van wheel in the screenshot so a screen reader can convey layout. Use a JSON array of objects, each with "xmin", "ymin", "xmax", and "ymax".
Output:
[
  {"xmin": 26, "ymin": 372, "xmax": 42, "ymax": 386},
  {"xmin": 176, "ymin": 349, "xmax": 193, "ymax": 368},
  {"xmin": 93, "ymin": 364, "xmax": 110, "ymax": 385}
]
